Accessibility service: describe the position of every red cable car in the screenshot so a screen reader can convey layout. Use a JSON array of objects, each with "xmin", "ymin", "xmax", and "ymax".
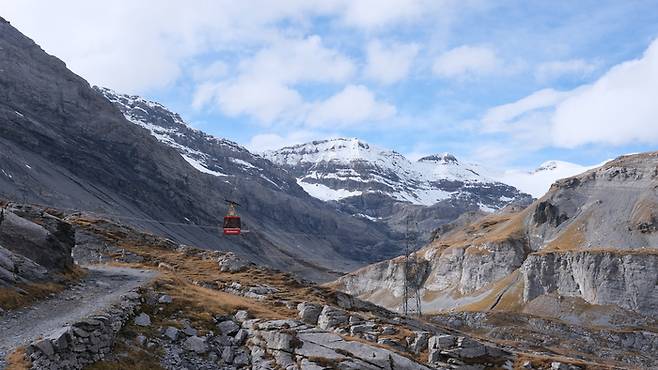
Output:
[{"xmin": 223, "ymin": 200, "xmax": 241, "ymax": 235}]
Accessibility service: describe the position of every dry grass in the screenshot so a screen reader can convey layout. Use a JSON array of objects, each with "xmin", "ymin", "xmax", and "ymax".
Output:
[
  {"xmin": 0, "ymin": 266, "xmax": 86, "ymax": 310},
  {"xmin": 456, "ymin": 271, "xmax": 523, "ymax": 312},
  {"xmin": 85, "ymin": 341, "xmax": 163, "ymax": 370},
  {"xmin": 4, "ymin": 347, "xmax": 30, "ymax": 370},
  {"xmin": 544, "ymin": 217, "xmax": 587, "ymax": 252}
]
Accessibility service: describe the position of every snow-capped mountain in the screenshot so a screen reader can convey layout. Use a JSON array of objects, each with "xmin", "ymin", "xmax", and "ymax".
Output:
[
  {"xmin": 498, "ymin": 160, "xmax": 600, "ymax": 198},
  {"xmin": 96, "ymin": 87, "xmax": 293, "ymax": 192},
  {"xmin": 265, "ymin": 138, "xmax": 530, "ymax": 210},
  {"xmin": 265, "ymin": 138, "xmax": 532, "ymax": 242}
]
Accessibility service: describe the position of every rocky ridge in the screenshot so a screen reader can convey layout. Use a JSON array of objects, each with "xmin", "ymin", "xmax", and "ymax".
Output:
[{"xmin": 266, "ymin": 138, "xmax": 532, "ymax": 241}]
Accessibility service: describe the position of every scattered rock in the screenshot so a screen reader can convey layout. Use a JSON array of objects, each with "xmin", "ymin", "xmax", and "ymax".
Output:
[
  {"xmin": 134, "ymin": 313, "xmax": 151, "ymax": 327},
  {"xmin": 32, "ymin": 339, "xmax": 54, "ymax": 357},
  {"xmin": 182, "ymin": 325, "xmax": 197, "ymax": 337},
  {"xmin": 410, "ymin": 331, "xmax": 431, "ymax": 354},
  {"xmin": 218, "ymin": 252, "xmax": 249, "ymax": 272},
  {"xmin": 183, "ymin": 336, "xmax": 208, "ymax": 354},
  {"xmin": 234, "ymin": 310, "xmax": 250, "ymax": 322},
  {"xmin": 217, "ymin": 319, "xmax": 240, "ymax": 336},
  {"xmin": 164, "ymin": 326, "xmax": 180, "ymax": 341},
  {"xmin": 158, "ymin": 295, "xmax": 173, "ymax": 304}
]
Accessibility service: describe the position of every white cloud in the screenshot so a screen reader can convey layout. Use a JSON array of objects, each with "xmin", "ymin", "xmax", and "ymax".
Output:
[
  {"xmin": 364, "ymin": 40, "xmax": 419, "ymax": 84},
  {"xmin": 192, "ymin": 36, "xmax": 356, "ymax": 123},
  {"xmin": 552, "ymin": 39, "xmax": 658, "ymax": 147},
  {"xmin": 482, "ymin": 38, "xmax": 658, "ymax": 150},
  {"xmin": 191, "ymin": 61, "xmax": 228, "ymax": 82},
  {"xmin": 215, "ymin": 80, "xmax": 305, "ymax": 123},
  {"xmin": 307, "ymin": 85, "xmax": 396, "ymax": 127},
  {"xmin": 535, "ymin": 59, "xmax": 597, "ymax": 82},
  {"xmin": 432, "ymin": 45, "xmax": 501, "ymax": 79},
  {"xmin": 482, "ymin": 88, "xmax": 574, "ymax": 132},
  {"xmin": 338, "ymin": 0, "xmax": 427, "ymax": 29},
  {"xmin": 2, "ymin": 0, "xmax": 461, "ymax": 93},
  {"xmin": 236, "ymin": 35, "xmax": 355, "ymax": 85}
]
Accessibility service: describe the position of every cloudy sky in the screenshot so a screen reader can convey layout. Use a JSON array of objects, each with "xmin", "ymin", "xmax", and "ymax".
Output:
[{"xmin": 3, "ymin": 1, "xmax": 658, "ymax": 169}]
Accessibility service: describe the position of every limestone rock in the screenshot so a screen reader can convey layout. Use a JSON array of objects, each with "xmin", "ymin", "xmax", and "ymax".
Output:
[
  {"xmin": 297, "ymin": 302, "xmax": 323, "ymax": 325},
  {"xmin": 317, "ymin": 305, "xmax": 348, "ymax": 330}
]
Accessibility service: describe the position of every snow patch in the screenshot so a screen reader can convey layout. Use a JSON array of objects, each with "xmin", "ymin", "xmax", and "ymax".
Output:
[
  {"xmin": 181, "ymin": 154, "xmax": 228, "ymax": 177},
  {"xmin": 297, "ymin": 179, "xmax": 362, "ymax": 201}
]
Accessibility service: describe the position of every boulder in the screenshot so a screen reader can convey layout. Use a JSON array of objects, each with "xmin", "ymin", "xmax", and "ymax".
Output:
[
  {"xmin": 218, "ymin": 252, "xmax": 249, "ymax": 272},
  {"xmin": 182, "ymin": 325, "xmax": 197, "ymax": 337},
  {"xmin": 133, "ymin": 313, "xmax": 151, "ymax": 327},
  {"xmin": 217, "ymin": 320, "xmax": 241, "ymax": 336},
  {"xmin": 164, "ymin": 326, "xmax": 179, "ymax": 341},
  {"xmin": 409, "ymin": 331, "xmax": 431, "ymax": 354},
  {"xmin": 234, "ymin": 310, "xmax": 250, "ymax": 322},
  {"xmin": 317, "ymin": 305, "xmax": 348, "ymax": 330},
  {"xmin": 297, "ymin": 302, "xmax": 323, "ymax": 325},
  {"xmin": 183, "ymin": 336, "xmax": 208, "ymax": 354}
]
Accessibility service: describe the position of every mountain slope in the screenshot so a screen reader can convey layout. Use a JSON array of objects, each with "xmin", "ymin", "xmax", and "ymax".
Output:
[
  {"xmin": 266, "ymin": 138, "xmax": 532, "ymax": 241},
  {"xmin": 0, "ymin": 17, "xmax": 401, "ymax": 282},
  {"xmin": 332, "ymin": 152, "xmax": 658, "ymax": 319}
]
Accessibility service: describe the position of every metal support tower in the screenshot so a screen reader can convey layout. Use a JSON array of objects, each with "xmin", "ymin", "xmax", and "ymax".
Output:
[{"xmin": 402, "ymin": 217, "xmax": 422, "ymax": 317}]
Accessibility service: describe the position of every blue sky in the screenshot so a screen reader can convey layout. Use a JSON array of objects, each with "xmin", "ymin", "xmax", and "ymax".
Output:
[{"xmin": 3, "ymin": 0, "xmax": 658, "ymax": 169}]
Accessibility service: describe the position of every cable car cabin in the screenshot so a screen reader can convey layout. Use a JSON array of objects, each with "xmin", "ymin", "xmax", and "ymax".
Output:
[
  {"xmin": 223, "ymin": 216, "xmax": 241, "ymax": 235},
  {"xmin": 223, "ymin": 200, "xmax": 242, "ymax": 235}
]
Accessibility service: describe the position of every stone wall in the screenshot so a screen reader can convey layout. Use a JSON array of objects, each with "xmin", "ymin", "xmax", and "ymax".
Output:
[{"xmin": 26, "ymin": 290, "xmax": 141, "ymax": 369}]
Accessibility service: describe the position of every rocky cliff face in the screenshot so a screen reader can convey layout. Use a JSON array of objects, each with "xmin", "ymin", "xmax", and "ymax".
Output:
[
  {"xmin": 0, "ymin": 17, "xmax": 405, "ymax": 282},
  {"xmin": 0, "ymin": 204, "xmax": 75, "ymax": 290},
  {"xmin": 332, "ymin": 152, "xmax": 658, "ymax": 320},
  {"xmin": 521, "ymin": 249, "xmax": 658, "ymax": 315},
  {"xmin": 266, "ymin": 138, "xmax": 532, "ymax": 241}
]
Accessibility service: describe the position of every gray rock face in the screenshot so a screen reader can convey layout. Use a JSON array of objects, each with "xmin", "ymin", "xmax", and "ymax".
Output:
[
  {"xmin": 521, "ymin": 250, "xmax": 658, "ymax": 315},
  {"xmin": 0, "ymin": 207, "xmax": 74, "ymax": 288}
]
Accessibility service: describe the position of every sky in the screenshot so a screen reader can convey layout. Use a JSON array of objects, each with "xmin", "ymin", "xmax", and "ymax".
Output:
[{"xmin": 3, "ymin": 1, "xmax": 658, "ymax": 170}]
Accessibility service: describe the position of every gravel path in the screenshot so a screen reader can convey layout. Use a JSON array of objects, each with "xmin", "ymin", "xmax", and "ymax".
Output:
[{"xmin": 0, "ymin": 265, "xmax": 156, "ymax": 368}]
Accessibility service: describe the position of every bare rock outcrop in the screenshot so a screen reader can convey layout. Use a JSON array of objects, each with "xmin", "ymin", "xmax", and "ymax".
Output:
[{"xmin": 521, "ymin": 250, "xmax": 658, "ymax": 315}]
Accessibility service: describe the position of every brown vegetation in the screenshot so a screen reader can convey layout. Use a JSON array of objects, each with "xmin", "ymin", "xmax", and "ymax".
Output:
[
  {"xmin": 0, "ymin": 266, "xmax": 86, "ymax": 310},
  {"xmin": 5, "ymin": 347, "xmax": 30, "ymax": 370}
]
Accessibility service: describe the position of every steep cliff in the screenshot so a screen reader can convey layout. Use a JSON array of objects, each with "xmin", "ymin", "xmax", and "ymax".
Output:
[{"xmin": 332, "ymin": 152, "xmax": 658, "ymax": 319}]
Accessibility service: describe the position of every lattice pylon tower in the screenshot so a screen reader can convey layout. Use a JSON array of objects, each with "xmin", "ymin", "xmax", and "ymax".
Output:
[{"xmin": 402, "ymin": 217, "xmax": 422, "ymax": 317}]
